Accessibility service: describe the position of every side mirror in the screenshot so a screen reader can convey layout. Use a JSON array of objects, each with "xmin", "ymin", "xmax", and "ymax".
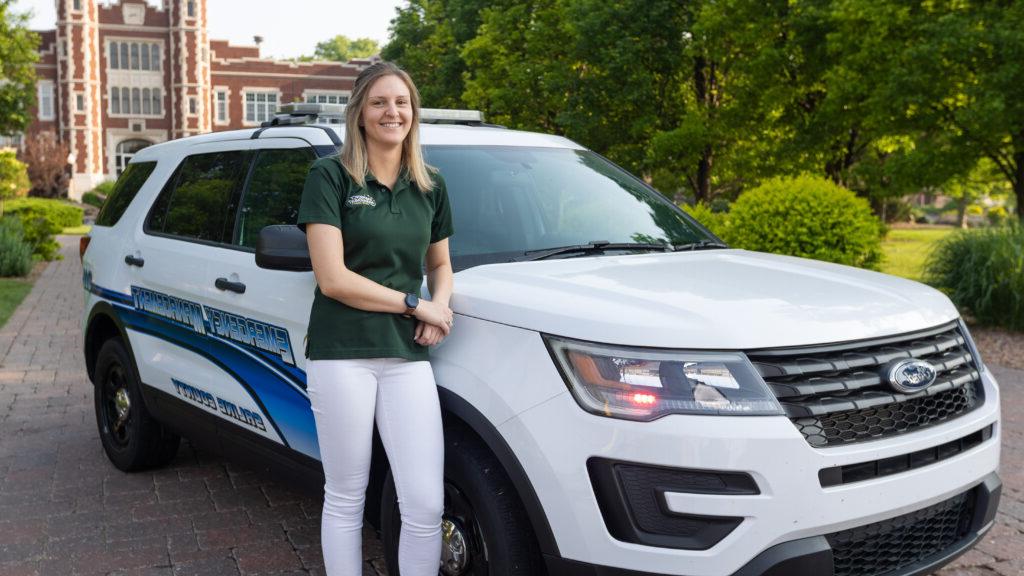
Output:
[{"xmin": 255, "ymin": 225, "xmax": 312, "ymax": 271}]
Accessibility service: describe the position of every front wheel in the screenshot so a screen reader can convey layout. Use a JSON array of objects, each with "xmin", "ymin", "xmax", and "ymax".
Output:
[
  {"xmin": 381, "ymin": 425, "xmax": 545, "ymax": 576},
  {"xmin": 94, "ymin": 338, "xmax": 180, "ymax": 471}
]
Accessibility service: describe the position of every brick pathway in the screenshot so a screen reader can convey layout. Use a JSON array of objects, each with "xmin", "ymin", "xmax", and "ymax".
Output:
[{"xmin": 0, "ymin": 237, "xmax": 1021, "ymax": 575}]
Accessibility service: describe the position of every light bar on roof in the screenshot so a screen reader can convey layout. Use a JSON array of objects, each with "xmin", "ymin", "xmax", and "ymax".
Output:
[{"xmin": 420, "ymin": 108, "xmax": 484, "ymax": 122}]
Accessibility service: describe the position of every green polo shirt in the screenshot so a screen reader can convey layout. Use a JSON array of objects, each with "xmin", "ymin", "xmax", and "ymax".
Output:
[{"xmin": 296, "ymin": 156, "xmax": 454, "ymax": 361}]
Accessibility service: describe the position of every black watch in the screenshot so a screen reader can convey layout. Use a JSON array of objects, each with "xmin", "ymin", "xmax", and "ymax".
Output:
[{"xmin": 403, "ymin": 293, "xmax": 419, "ymax": 318}]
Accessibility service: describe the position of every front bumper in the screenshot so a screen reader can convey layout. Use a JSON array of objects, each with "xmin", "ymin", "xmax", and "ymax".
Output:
[
  {"xmin": 500, "ymin": 367, "xmax": 1001, "ymax": 576},
  {"xmin": 542, "ymin": 472, "xmax": 1001, "ymax": 576}
]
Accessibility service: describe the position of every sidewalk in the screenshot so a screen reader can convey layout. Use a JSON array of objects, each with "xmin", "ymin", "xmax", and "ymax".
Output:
[{"xmin": 0, "ymin": 237, "xmax": 1021, "ymax": 575}]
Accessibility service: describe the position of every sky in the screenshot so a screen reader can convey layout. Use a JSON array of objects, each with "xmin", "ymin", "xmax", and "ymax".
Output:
[{"xmin": 12, "ymin": 0, "xmax": 406, "ymax": 60}]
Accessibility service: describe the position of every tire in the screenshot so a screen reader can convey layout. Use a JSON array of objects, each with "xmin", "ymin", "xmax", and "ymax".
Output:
[
  {"xmin": 381, "ymin": 424, "xmax": 546, "ymax": 576},
  {"xmin": 94, "ymin": 338, "xmax": 180, "ymax": 471}
]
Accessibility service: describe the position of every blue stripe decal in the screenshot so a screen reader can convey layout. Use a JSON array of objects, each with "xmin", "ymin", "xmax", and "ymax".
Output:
[{"xmin": 90, "ymin": 283, "xmax": 319, "ymax": 461}]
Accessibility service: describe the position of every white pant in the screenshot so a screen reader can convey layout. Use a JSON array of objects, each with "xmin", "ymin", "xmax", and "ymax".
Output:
[{"xmin": 307, "ymin": 358, "xmax": 444, "ymax": 576}]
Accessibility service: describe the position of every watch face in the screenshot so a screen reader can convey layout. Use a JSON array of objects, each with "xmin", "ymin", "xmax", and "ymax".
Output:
[{"xmin": 405, "ymin": 293, "xmax": 419, "ymax": 309}]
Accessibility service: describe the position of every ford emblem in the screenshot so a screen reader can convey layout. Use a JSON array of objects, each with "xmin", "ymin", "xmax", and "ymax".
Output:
[{"xmin": 884, "ymin": 359, "xmax": 938, "ymax": 394}]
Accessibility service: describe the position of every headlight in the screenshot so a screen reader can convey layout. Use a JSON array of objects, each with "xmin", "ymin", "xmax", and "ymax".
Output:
[{"xmin": 545, "ymin": 335, "xmax": 783, "ymax": 421}]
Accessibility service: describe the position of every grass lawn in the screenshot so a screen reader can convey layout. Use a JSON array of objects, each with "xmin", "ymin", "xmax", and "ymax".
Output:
[
  {"xmin": 0, "ymin": 278, "xmax": 33, "ymax": 330},
  {"xmin": 880, "ymin": 226, "xmax": 957, "ymax": 282}
]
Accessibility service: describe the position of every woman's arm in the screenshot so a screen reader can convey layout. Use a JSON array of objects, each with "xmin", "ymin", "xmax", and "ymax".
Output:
[
  {"xmin": 306, "ymin": 223, "xmax": 451, "ymax": 332},
  {"xmin": 415, "ymin": 238, "xmax": 454, "ymax": 346},
  {"xmin": 425, "ymin": 238, "xmax": 453, "ymax": 306}
]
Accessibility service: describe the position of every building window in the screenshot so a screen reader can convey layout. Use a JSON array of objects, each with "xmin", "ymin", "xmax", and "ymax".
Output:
[
  {"xmin": 109, "ymin": 42, "xmax": 161, "ymax": 71},
  {"xmin": 142, "ymin": 88, "xmax": 152, "ymax": 115},
  {"xmin": 76, "ymin": 93, "xmax": 85, "ymax": 112},
  {"xmin": 215, "ymin": 90, "xmax": 228, "ymax": 124},
  {"xmin": 305, "ymin": 93, "xmax": 349, "ymax": 105},
  {"xmin": 110, "ymin": 86, "xmax": 120, "ymax": 114},
  {"xmin": 189, "ymin": 97, "xmax": 197, "ymax": 115},
  {"xmin": 115, "ymin": 139, "xmax": 152, "ymax": 177},
  {"xmin": 152, "ymin": 88, "xmax": 162, "ymax": 115},
  {"xmin": 38, "ymin": 82, "xmax": 55, "ymax": 120},
  {"xmin": 244, "ymin": 92, "xmax": 278, "ymax": 124},
  {"xmin": 73, "ymin": 0, "xmax": 82, "ymax": 10},
  {"xmin": 131, "ymin": 88, "xmax": 141, "ymax": 115},
  {"xmin": 187, "ymin": 0, "xmax": 195, "ymax": 17}
]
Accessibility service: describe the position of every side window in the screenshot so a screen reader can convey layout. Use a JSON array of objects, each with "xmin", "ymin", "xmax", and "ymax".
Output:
[
  {"xmin": 235, "ymin": 147, "xmax": 315, "ymax": 249},
  {"xmin": 147, "ymin": 150, "xmax": 247, "ymax": 243},
  {"xmin": 95, "ymin": 162, "xmax": 157, "ymax": 227}
]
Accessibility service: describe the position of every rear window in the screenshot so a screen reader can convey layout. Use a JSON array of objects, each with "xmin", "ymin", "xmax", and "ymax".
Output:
[
  {"xmin": 146, "ymin": 151, "xmax": 248, "ymax": 244},
  {"xmin": 94, "ymin": 161, "xmax": 157, "ymax": 226}
]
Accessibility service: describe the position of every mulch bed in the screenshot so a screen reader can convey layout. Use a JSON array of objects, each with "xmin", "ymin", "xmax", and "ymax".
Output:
[{"xmin": 968, "ymin": 324, "xmax": 1024, "ymax": 371}]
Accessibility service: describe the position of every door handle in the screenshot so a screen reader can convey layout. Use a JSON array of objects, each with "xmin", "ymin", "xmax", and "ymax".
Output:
[
  {"xmin": 215, "ymin": 277, "xmax": 246, "ymax": 294},
  {"xmin": 124, "ymin": 255, "xmax": 145, "ymax": 267}
]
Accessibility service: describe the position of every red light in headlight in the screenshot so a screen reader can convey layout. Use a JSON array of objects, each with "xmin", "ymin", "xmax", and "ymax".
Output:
[{"xmin": 631, "ymin": 392, "xmax": 657, "ymax": 406}]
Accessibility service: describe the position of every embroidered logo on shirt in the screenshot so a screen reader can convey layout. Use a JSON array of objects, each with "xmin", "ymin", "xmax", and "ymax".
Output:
[{"xmin": 346, "ymin": 195, "xmax": 377, "ymax": 207}]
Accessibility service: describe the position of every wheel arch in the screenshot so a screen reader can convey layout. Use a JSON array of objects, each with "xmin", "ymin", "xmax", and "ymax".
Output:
[
  {"xmin": 84, "ymin": 303, "xmax": 141, "ymax": 390},
  {"xmin": 366, "ymin": 386, "xmax": 560, "ymax": 559}
]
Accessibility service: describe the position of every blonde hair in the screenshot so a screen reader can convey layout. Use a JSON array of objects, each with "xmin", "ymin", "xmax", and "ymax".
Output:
[{"xmin": 340, "ymin": 61, "xmax": 435, "ymax": 192}]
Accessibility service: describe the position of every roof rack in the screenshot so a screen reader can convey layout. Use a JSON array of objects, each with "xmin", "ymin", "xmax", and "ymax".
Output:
[{"xmin": 262, "ymin": 103, "xmax": 491, "ymax": 127}]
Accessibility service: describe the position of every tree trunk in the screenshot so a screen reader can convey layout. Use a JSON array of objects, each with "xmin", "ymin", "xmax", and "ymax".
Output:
[
  {"xmin": 1015, "ymin": 149, "xmax": 1024, "ymax": 222},
  {"xmin": 957, "ymin": 199, "xmax": 969, "ymax": 229},
  {"xmin": 696, "ymin": 145, "xmax": 712, "ymax": 203},
  {"xmin": 692, "ymin": 56, "xmax": 717, "ymax": 204}
]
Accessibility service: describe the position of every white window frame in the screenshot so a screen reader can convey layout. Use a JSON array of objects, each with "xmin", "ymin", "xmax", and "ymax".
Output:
[
  {"xmin": 107, "ymin": 85, "xmax": 164, "ymax": 118},
  {"xmin": 72, "ymin": 0, "xmax": 83, "ymax": 12},
  {"xmin": 242, "ymin": 89, "xmax": 280, "ymax": 126},
  {"xmin": 106, "ymin": 38, "xmax": 164, "ymax": 72},
  {"xmin": 38, "ymin": 81, "xmax": 55, "ymax": 121},
  {"xmin": 213, "ymin": 87, "xmax": 230, "ymax": 125},
  {"xmin": 302, "ymin": 90, "xmax": 350, "ymax": 105}
]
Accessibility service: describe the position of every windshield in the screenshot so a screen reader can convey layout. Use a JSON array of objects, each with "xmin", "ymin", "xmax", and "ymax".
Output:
[{"xmin": 424, "ymin": 146, "xmax": 717, "ymax": 271}]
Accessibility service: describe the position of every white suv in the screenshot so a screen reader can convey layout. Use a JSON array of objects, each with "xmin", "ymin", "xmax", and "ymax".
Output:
[{"xmin": 81, "ymin": 105, "xmax": 1001, "ymax": 576}]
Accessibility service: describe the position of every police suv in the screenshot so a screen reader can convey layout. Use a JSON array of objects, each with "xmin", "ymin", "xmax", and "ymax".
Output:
[{"xmin": 82, "ymin": 104, "xmax": 1001, "ymax": 576}]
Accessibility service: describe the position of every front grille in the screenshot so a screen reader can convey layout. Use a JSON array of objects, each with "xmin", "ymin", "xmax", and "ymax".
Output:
[
  {"xmin": 826, "ymin": 490, "xmax": 975, "ymax": 576},
  {"xmin": 748, "ymin": 322, "xmax": 984, "ymax": 447}
]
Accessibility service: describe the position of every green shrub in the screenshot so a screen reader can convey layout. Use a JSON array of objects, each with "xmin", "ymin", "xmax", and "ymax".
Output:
[
  {"xmin": 726, "ymin": 175, "xmax": 883, "ymax": 269},
  {"xmin": 0, "ymin": 151, "xmax": 30, "ymax": 217},
  {"xmin": 4, "ymin": 198, "xmax": 81, "ymax": 261},
  {"xmin": 0, "ymin": 217, "xmax": 33, "ymax": 277},
  {"xmin": 6, "ymin": 197, "xmax": 84, "ymax": 228},
  {"xmin": 987, "ymin": 205, "xmax": 1010, "ymax": 226},
  {"xmin": 925, "ymin": 225, "xmax": 1024, "ymax": 331},
  {"xmin": 91, "ymin": 180, "xmax": 116, "ymax": 197},
  {"xmin": 82, "ymin": 191, "xmax": 105, "ymax": 208},
  {"xmin": 682, "ymin": 201, "xmax": 730, "ymax": 240}
]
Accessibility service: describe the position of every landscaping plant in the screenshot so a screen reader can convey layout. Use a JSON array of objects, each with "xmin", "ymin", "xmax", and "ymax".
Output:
[
  {"xmin": 0, "ymin": 216, "xmax": 33, "ymax": 277},
  {"xmin": 724, "ymin": 175, "xmax": 884, "ymax": 269},
  {"xmin": 926, "ymin": 225, "xmax": 1024, "ymax": 331}
]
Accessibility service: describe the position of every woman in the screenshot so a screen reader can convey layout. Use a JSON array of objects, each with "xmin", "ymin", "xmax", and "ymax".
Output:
[{"xmin": 297, "ymin": 61, "xmax": 455, "ymax": 575}]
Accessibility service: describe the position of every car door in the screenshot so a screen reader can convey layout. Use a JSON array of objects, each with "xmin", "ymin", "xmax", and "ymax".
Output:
[
  {"xmin": 121, "ymin": 140, "xmax": 290, "ymax": 446},
  {"xmin": 195, "ymin": 139, "xmax": 320, "ymax": 460}
]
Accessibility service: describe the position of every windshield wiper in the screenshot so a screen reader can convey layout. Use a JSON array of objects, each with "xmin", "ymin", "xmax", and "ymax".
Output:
[
  {"xmin": 673, "ymin": 240, "xmax": 729, "ymax": 251},
  {"xmin": 513, "ymin": 240, "xmax": 673, "ymax": 262}
]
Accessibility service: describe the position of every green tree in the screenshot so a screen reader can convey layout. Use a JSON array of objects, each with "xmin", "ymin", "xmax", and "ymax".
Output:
[
  {"xmin": 309, "ymin": 35, "xmax": 379, "ymax": 62},
  {"xmin": 383, "ymin": 0, "xmax": 495, "ymax": 108},
  {"xmin": 0, "ymin": 0, "xmax": 39, "ymax": 136},
  {"xmin": 461, "ymin": 0, "xmax": 573, "ymax": 134}
]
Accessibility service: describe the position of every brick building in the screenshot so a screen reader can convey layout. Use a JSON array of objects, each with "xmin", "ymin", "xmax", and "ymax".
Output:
[{"xmin": 29, "ymin": 0, "xmax": 373, "ymax": 199}]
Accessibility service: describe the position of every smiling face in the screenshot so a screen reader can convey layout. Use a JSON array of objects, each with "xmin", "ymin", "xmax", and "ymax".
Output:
[{"xmin": 360, "ymin": 74, "xmax": 414, "ymax": 150}]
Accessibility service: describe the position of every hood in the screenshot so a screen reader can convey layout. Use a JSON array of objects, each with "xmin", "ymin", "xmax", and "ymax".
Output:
[{"xmin": 451, "ymin": 250, "xmax": 959, "ymax": 350}]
